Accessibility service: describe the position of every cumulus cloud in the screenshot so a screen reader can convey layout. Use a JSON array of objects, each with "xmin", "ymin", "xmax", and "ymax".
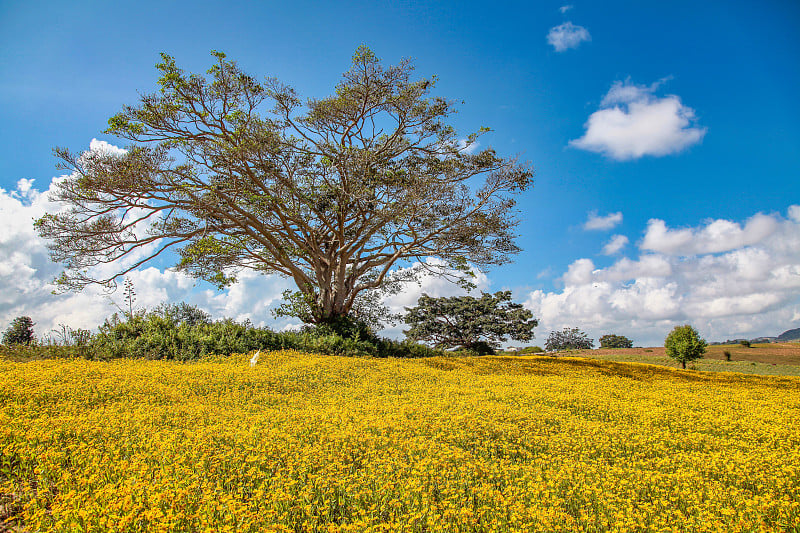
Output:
[
  {"xmin": 526, "ymin": 206, "xmax": 800, "ymax": 346},
  {"xmin": 641, "ymin": 213, "xmax": 779, "ymax": 255},
  {"xmin": 547, "ymin": 22, "xmax": 591, "ymax": 52},
  {"xmin": 584, "ymin": 210, "xmax": 623, "ymax": 231},
  {"xmin": 570, "ymin": 79, "xmax": 706, "ymax": 160},
  {"xmin": 559, "ymin": 5, "xmax": 573, "ymax": 14},
  {"xmin": 602, "ymin": 235, "xmax": 629, "ymax": 255}
]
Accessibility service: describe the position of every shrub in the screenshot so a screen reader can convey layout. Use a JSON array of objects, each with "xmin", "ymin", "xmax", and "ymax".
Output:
[
  {"xmin": 520, "ymin": 346, "xmax": 544, "ymax": 354},
  {"xmin": 740, "ymin": 340, "xmax": 751, "ymax": 348},
  {"xmin": 91, "ymin": 309, "xmax": 288, "ymax": 360},
  {"xmin": 724, "ymin": 350, "xmax": 732, "ymax": 361},
  {"xmin": 664, "ymin": 324, "xmax": 707, "ymax": 369},
  {"xmin": 3, "ymin": 317, "xmax": 35, "ymax": 346},
  {"xmin": 545, "ymin": 327, "xmax": 594, "ymax": 351},
  {"xmin": 599, "ymin": 334, "xmax": 633, "ymax": 349},
  {"xmin": 89, "ymin": 304, "xmax": 442, "ymax": 360}
]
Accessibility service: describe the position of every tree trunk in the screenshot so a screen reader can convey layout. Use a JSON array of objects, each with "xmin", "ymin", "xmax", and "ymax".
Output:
[{"xmin": 682, "ymin": 360, "xmax": 686, "ymax": 369}]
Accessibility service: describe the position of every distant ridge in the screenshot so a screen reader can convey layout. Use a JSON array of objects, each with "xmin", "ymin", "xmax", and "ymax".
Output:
[
  {"xmin": 710, "ymin": 328, "xmax": 800, "ymax": 345},
  {"xmin": 777, "ymin": 328, "xmax": 800, "ymax": 342}
]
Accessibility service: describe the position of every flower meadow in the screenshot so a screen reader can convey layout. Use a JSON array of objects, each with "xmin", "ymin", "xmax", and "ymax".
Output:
[{"xmin": 1, "ymin": 352, "xmax": 799, "ymax": 532}]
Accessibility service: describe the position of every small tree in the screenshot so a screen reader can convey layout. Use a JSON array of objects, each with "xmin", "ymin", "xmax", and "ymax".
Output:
[
  {"xmin": 599, "ymin": 334, "xmax": 633, "ymax": 349},
  {"xmin": 3, "ymin": 316, "xmax": 36, "ymax": 346},
  {"xmin": 545, "ymin": 327, "xmax": 593, "ymax": 351},
  {"xmin": 664, "ymin": 324, "xmax": 707, "ymax": 369},
  {"xmin": 403, "ymin": 291, "xmax": 537, "ymax": 354}
]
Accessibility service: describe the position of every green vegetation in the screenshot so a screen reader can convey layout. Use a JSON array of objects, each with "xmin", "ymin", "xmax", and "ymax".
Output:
[
  {"xmin": 545, "ymin": 327, "xmax": 594, "ymax": 351},
  {"xmin": 664, "ymin": 324, "xmax": 708, "ymax": 369},
  {"xmin": 1, "ymin": 304, "xmax": 445, "ymax": 361},
  {"xmin": 599, "ymin": 333, "xmax": 633, "ymax": 348},
  {"xmin": 403, "ymin": 291, "xmax": 537, "ymax": 354},
  {"xmin": 2, "ymin": 316, "xmax": 35, "ymax": 346}
]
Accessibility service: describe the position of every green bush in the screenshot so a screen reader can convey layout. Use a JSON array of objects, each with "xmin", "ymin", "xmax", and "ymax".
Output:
[
  {"xmin": 520, "ymin": 346, "xmax": 544, "ymax": 354},
  {"xmin": 91, "ymin": 310, "xmax": 289, "ymax": 360},
  {"xmin": 88, "ymin": 305, "xmax": 442, "ymax": 360},
  {"xmin": 740, "ymin": 340, "xmax": 751, "ymax": 348}
]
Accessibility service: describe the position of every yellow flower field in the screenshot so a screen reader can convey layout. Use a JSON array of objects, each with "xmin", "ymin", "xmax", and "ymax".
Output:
[{"xmin": 1, "ymin": 351, "xmax": 799, "ymax": 532}]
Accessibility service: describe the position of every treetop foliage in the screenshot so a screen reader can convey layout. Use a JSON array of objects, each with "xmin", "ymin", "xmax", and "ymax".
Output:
[
  {"xmin": 403, "ymin": 291, "xmax": 537, "ymax": 352},
  {"xmin": 545, "ymin": 327, "xmax": 594, "ymax": 352},
  {"xmin": 36, "ymin": 46, "xmax": 534, "ymax": 327}
]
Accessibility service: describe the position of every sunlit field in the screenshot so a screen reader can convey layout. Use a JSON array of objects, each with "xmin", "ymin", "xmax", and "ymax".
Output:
[
  {"xmin": 2, "ymin": 352, "xmax": 799, "ymax": 532},
  {"xmin": 570, "ymin": 343, "xmax": 800, "ymax": 377}
]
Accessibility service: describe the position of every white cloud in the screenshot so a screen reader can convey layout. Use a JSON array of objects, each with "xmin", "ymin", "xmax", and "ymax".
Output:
[
  {"xmin": 559, "ymin": 5, "xmax": 573, "ymax": 14},
  {"xmin": 570, "ymin": 79, "xmax": 706, "ymax": 160},
  {"xmin": 525, "ymin": 206, "xmax": 800, "ymax": 346},
  {"xmin": 641, "ymin": 213, "xmax": 779, "ymax": 255},
  {"xmin": 584, "ymin": 210, "xmax": 623, "ymax": 231},
  {"xmin": 602, "ymin": 235, "xmax": 629, "ymax": 255},
  {"xmin": 547, "ymin": 22, "xmax": 591, "ymax": 52}
]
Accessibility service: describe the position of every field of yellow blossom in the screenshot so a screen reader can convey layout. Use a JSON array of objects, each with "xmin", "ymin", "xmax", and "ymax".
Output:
[{"xmin": 1, "ymin": 351, "xmax": 799, "ymax": 532}]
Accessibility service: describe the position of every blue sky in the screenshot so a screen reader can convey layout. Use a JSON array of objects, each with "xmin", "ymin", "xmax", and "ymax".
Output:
[{"xmin": 1, "ymin": 0, "xmax": 799, "ymax": 346}]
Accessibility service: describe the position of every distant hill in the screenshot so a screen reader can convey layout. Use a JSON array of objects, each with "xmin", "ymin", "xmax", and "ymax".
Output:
[{"xmin": 777, "ymin": 328, "xmax": 800, "ymax": 342}]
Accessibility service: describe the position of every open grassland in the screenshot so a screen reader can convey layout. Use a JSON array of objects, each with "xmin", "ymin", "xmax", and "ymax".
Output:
[
  {"xmin": 570, "ymin": 343, "xmax": 800, "ymax": 377},
  {"xmin": 2, "ymin": 352, "xmax": 799, "ymax": 532}
]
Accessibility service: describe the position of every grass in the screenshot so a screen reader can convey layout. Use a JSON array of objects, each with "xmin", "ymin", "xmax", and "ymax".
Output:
[
  {"xmin": 1, "ymin": 351, "xmax": 799, "ymax": 532},
  {"xmin": 559, "ymin": 342, "xmax": 800, "ymax": 377}
]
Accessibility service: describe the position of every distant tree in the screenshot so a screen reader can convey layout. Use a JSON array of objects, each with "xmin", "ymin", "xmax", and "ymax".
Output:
[
  {"xmin": 545, "ymin": 327, "xmax": 594, "ymax": 351},
  {"xmin": 664, "ymin": 324, "xmax": 707, "ymax": 369},
  {"xmin": 599, "ymin": 334, "xmax": 633, "ymax": 349},
  {"xmin": 403, "ymin": 291, "xmax": 537, "ymax": 354},
  {"xmin": 520, "ymin": 345, "xmax": 544, "ymax": 354},
  {"xmin": 34, "ymin": 47, "xmax": 533, "ymax": 333},
  {"xmin": 3, "ymin": 316, "xmax": 36, "ymax": 346}
]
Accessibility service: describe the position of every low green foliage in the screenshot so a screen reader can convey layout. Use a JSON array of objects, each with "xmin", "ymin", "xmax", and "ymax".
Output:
[
  {"xmin": 519, "ymin": 346, "xmax": 544, "ymax": 354},
  {"xmin": 3, "ymin": 304, "xmax": 446, "ymax": 361}
]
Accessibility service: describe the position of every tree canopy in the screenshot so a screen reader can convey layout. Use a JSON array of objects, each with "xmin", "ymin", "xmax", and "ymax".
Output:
[
  {"xmin": 35, "ymin": 47, "xmax": 533, "ymax": 326},
  {"xmin": 599, "ymin": 334, "xmax": 633, "ymax": 349},
  {"xmin": 545, "ymin": 327, "xmax": 594, "ymax": 351},
  {"xmin": 664, "ymin": 324, "xmax": 707, "ymax": 369},
  {"xmin": 403, "ymin": 291, "xmax": 537, "ymax": 353},
  {"xmin": 3, "ymin": 316, "xmax": 35, "ymax": 346}
]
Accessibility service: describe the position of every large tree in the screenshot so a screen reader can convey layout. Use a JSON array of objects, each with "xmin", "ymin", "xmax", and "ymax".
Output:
[
  {"xmin": 35, "ymin": 47, "xmax": 533, "ymax": 326},
  {"xmin": 403, "ymin": 291, "xmax": 537, "ymax": 353}
]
